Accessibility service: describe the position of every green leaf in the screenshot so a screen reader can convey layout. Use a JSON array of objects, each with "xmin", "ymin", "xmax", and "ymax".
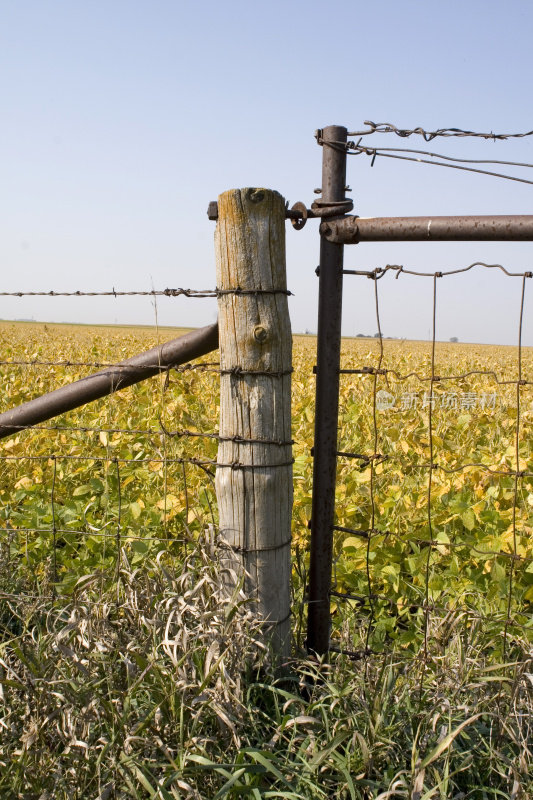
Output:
[
  {"xmin": 130, "ymin": 501, "xmax": 142, "ymax": 519},
  {"xmin": 212, "ymin": 768, "xmax": 249, "ymax": 799},
  {"xmin": 72, "ymin": 485, "xmax": 93, "ymax": 497},
  {"xmin": 461, "ymin": 510, "xmax": 476, "ymax": 531},
  {"xmin": 245, "ymin": 750, "xmax": 295, "ymax": 788},
  {"xmin": 420, "ymin": 714, "xmax": 482, "ymax": 768}
]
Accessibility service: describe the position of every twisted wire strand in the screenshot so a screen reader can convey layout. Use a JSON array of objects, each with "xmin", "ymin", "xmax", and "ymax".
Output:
[
  {"xmin": 345, "ymin": 121, "xmax": 533, "ymax": 141},
  {"xmin": 0, "ymin": 452, "xmax": 294, "ymax": 470},
  {"xmin": 339, "ymin": 141, "xmax": 533, "ymax": 186},
  {"xmin": 344, "ymin": 262, "xmax": 533, "ymax": 280},
  {"xmin": 0, "ymin": 288, "xmax": 218, "ymax": 298},
  {"xmin": 0, "ymin": 287, "xmax": 292, "ymax": 298},
  {"xmin": 0, "ymin": 359, "xmax": 220, "ymax": 370},
  {"xmin": 348, "ymin": 143, "xmax": 533, "ymax": 170}
]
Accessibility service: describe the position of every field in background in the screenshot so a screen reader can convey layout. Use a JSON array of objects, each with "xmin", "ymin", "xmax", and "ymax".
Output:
[
  {"xmin": 1, "ymin": 321, "xmax": 533, "ymax": 797},
  {"xmin": 1, "ymin": 320, "xmax": 532, "ymax": 651}
]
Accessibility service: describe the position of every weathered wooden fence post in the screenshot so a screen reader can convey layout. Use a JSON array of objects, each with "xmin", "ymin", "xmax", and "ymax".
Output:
[{"xmin": 215, "ymin": 188, "xmax": 292, "ymax": 658}]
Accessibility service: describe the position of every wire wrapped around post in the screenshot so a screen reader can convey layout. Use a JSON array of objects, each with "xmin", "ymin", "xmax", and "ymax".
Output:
[{"xmin": 214, "ymin": 188, "xmax": 293, "ymax": 659}]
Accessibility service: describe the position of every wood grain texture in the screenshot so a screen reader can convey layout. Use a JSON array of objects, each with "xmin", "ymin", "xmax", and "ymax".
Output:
[{"xmin": 215, "ymin": 188, "xmax": 292, "ymax": 657}]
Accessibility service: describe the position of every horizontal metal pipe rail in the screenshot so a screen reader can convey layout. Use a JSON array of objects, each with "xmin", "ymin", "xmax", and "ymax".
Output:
[
  {"xmin": 321, "ymin": 214, "xmax": 533, "ymax": 243},
  {"xmin": 0, "ymin": 323, "xmax": 219, "ymax": 440}
]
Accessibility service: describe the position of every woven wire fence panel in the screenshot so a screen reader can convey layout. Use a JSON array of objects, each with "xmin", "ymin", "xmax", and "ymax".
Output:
[
  {"xmin": 0, "ymin": 296, "xmax": 220, "ymax": 613},
  {"xmin": 327, "ymin": 264, "xmax": 533, "ymax": 660}
]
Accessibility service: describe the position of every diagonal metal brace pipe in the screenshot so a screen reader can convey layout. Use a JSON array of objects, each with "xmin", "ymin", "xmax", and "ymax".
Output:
[{"xmin": 0, "ymin": 322, "xmax": 219, "ymax": 440}]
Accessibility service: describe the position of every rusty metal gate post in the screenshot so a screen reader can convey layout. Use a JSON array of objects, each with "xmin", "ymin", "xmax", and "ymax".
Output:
[{"xmin": 306, "ymin": 126, "xmax": 348, "ymax": 655}]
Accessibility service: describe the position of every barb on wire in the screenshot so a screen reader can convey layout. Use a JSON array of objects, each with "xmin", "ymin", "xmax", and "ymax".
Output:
[
  {"xmin": 346, "ymin": 121, "xmax": 533, "ymax": 141},
  {"xmin": 0, "ymin": 287, "xmax": 292, "ymax": 298},
  {"xmin": 0, "ymin": 288, "xmax": 218, "ymax": 298},
  {"xmin": 2, "ymin": 422, "xmax": 220, "ymax": 440},
  {"xmin": 0, "ymin": 359, "xmax": 220, "ymax": 371}
]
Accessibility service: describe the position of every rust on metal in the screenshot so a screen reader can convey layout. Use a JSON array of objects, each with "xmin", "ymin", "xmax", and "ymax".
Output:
[
  {"xmin": 306, "ymin": 125, "xmax": 348, "ymax": 657},
  {"xmin": 207, "ymin": 199, "xmax": 353, "ymax": 228},
  {"xmin": 0, "ymin": 323, "xmax": 219, "ymax": 440},
  {"xmin": 290, "ymin": 201, "xmax": 308, "ymax": 230},
  {"xmin": 321, "ymin": 214, "xmax": 533, "ymax": 243}
]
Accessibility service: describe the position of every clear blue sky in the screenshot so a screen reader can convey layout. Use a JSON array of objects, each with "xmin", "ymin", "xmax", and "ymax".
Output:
[{"xmin": 1, "ymin": 0, "xmax": 532, "ymax": 344}]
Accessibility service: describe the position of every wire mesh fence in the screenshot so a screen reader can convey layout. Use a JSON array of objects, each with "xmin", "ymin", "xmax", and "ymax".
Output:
[
  {"xmin": 3, "ymin": 124, "xmax": 533, "ymax": 668},
  {"xmin": 0, "ymin": 292, "xmax": 222, "ymax": 616},
  {"xmin": 306, "ymin": 123, "xmax": 533, "ymax": 661},
  {"xmin": 321, "ymin": 261, "xmax": 533, "ymax": 661}
]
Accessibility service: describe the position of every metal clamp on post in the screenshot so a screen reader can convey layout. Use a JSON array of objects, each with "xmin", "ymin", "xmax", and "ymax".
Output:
[
  {"xmin": 288, "ymin": 198, "xmax": 354, "ymax": 230},
  {"xmin": 210, "ymin": 199, "xmax": 353, "ymax": 231}
]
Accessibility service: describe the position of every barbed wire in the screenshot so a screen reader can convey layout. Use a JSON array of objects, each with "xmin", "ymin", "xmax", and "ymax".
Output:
[
  {"xmin": 0, "ymin": 359, "xmax": 220, "ymax": 370},
  {"xmin": 0, "ymin": 452, "xmax": 217, "ymax": 465},
  {"xmin": 0, "ymin": 288, "xmax": 217, "ymax": 298},
  {"xmin": 0, "ymin": 421, "xmax": 294, "ymax": 446},
  {"xmin": 345, "ymin": 121, "xmax": 533, "ymax": 141},
  {"xmin": 0, "ymin": 452, "xmax": 294, "ymax": 471},
  {"xmin": 0, "ymin": 287, "xmax": 292, "ymax": 298}
]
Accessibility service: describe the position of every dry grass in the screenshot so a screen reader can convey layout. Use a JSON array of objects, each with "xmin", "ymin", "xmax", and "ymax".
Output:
[{"xmin": 1, "ymin": 540, "xmax": 533, "ymax": 799}]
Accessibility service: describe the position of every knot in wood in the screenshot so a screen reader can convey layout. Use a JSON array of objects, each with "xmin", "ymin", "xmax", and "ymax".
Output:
[
  {"xmin": 247, "ymin": 188, "xmax": 265, "ymax": 204},
  {"xmin": 253, "ymin": 325, "xmax": 269, "ymax": 343}
]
